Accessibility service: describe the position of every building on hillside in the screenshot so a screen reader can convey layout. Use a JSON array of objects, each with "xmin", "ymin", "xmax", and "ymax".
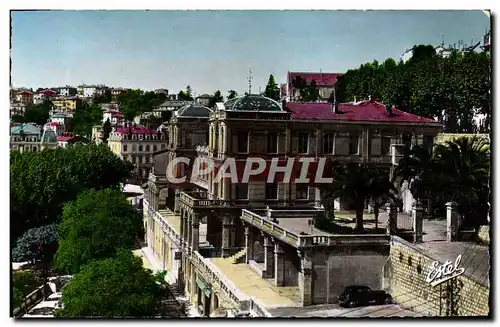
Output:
[
  {"xmin": 44, "ymin": 122, "xmax": 67, "ymax": 136},
  {"xmin": 285, "ymin": 72, "xmax": 343, "ymax": 102},
  {"xmin": 110, "ymin": 87, "xmax": 130, "ymax": 101},
  {"xmin": 10, "ymin": 123, "xmax": 58, "ymax": 152},
  {"xmin": 10, "ymin": 103, "xmax": 26, "ymax": 117},
  {"xmin": 51, "ymin": 96, "xmax": 83, "ymax": 112},
  {"xmin": 154, "ymin": 100, "xmax": 194, "ymax": 114},
  {"xmin": 77, "ymin": 84, "xmax": 108, "ymax": 98},
  {"xmin": 34, "ymin": 89, "xmax": 58, "ymax": 104},
  {"xmin": 195, "ymin": 94, "xmax": 214, "ymax": 107},
  {"xmin": 50, "ymin": 112, "xmax": 73, "ymax": 127},
  {"xmin": 56, "ymin": 86, "xmax": 78, "ymax": 96},
  {"xmin": 15, "ymin": 91, "xmax": 34, "ymax": 105},
  {"xmin": 57, "ymin": 133, "xmax": 89, "ymax": 148},
  {"xmin": 103, "ymin": 109, "xmax": 125, "ymax": 125},
  {"xmin": 155, "ymin": 89, "xmax": 169, "ymax": 95},
  {"xmin": 142, "ymin": 94, "xmax": 442, "ymax": 316},
  {"xmin": 108, "ymin": 124, "xmax": 168, "ymax": 183}
]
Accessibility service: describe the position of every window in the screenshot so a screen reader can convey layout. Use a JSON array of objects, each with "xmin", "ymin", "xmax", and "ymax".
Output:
[
  {"xmin": 237, "ymin": 131, "xmax": 248, "ymax": 153},
  {"xmin": 161, "ymin": 144, "xmax": 166, "ymax": 150},
  {"xmin": 265, "ymin": 183, "xmax": 278, "ymax": 200},
  {"xmin": 402, "ymin": 133, "xmax": 412, "ymax": 148},
  {"xmin": 32, "ymin": 146, "xmax": 37, "ymax": 152},
  {"xmin": 123, "ymin": 144, "xmax": 128, "ymax": 152},
  {"xmin": 146, "ymin": 145, "xmax": 150, "ymax": 152},
  {"xmin": 139, "ymin": 145, "xmax": 143, "ymax": 152},
  {"xmin": 146, "ymin": 156, "xmax": 150, "ymax": 164},
  {"xmin": 296, "ymin": 184, "xmax": 308, "ymax": 200},
  {"xmin": 267, "ymin": 132, "xmax": 278, "ymax": 153},
  {"xmin": 132, "ymin": 144, "xmax": 137, "ymax": 152},
  {"xmin": 298, "ymin": 132, "xmax": 309, "ymax": 154},
  {"xmin": 349, "ymin": 134, "xmax": 359, "ymax": 155},
  {"xmin": 153, "ymin": 145, "xmax": 157, "ymax": 152},
  {"xmin": 323, "ymin": 133, "xmax": 335, "ymax": 154},
  {"xmin": 236, "ymin": 183, "xmax": 249, "ymax": 200},
  {"xmin": 381, "ymin": 137, "xmax": 391, "ymax": 155}
]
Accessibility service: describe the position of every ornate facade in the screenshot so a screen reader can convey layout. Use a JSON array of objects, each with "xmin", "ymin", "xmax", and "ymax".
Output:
[{"xmin": 143, "ymin": 94, "xmax": 443, "ymax": 316}]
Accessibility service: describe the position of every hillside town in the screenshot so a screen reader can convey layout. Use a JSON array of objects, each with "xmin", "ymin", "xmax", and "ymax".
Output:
[{"xmin": 10, "ymin": 12, "xmax": 491, "ymax": 319}]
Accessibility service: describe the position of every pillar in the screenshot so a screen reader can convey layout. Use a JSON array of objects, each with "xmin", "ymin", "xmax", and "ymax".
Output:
[
  {"xmin": 386, "ymin": 203, "xmax": 398, "ymax": 235},
  {"xmin": 191, "ymin": 212, "xmax": 200, "ymax": 251},
  {"xmin": 221, "ymin": 216, "xmax": 232, "ymax": 257},
  {"xmin": 314, "ymin": 187, "xmax": 321, "ymax": 208},
  {"xmin": 245, "ymin": 226, "xmax": 253, "ymax": 264},
  {"xmin": 264, "ymin": 236, "xmax": 274, "ymax": 278},
  {"xmin": 315, "ymin": 127, "xmax": 321, "ymax": 156},
  {"xmin": 187, "ymin": 210, "xmax": 192, "ymax": 247},
  {"xmin": 274, "ymin": 243, "xmax": 285, "ymax": 286},
  {"xmin": 174, "ymin": 189, "xmax": 180, "ymax": 213},
  {"xmin": 190, "ymin": 262, "xmax": 196, "ymax": 302},
  {"xmin": 446, "ymin": 202, "xmax": 459, "ymax": 242},
  {"xmin": 412, "ymin": 201, "xmax": 423, "ymax": 243},
  {"xmin": 299, "ymin": 250, "xmax": 313, "ymax": 306}
]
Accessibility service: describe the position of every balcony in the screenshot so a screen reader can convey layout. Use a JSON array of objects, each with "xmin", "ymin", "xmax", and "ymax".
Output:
[
  {"xmin": 179, "ymin": 191, "xmax": 228, "ymax": 208},
  {"xmin": 241, "ymin": 209, "xmax": 389, "ymax": 249}
]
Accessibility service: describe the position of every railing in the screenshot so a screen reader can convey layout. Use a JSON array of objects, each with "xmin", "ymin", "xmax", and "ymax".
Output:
[
  {"xmin": 241, "ymin": 209, "xmax": 389, "ymax": 248},
  {"xmin": 179, "ymin": 191, "xmax": 228, "ymax": 208},
  {"xmin": 13, "ymin": 284, "xmax": 53, "ymax": 317},
  {"xmin": 191, "ymin": 251, "xmax": 250, "ymax": 311},
  {"xmin": 249, "ymin": 297, "xmax": 273, "ymax": 317},
  {"xmin": 144, "ymin": 200, "xmax": 182, "ymax": 247}
]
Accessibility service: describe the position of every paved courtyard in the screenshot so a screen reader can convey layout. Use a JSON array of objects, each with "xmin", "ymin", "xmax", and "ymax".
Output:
[
  {"xmin": 268, "ymin": 303, "xmax": 423, "ymax": 317},
  {"xmin": 210, "ymin": 257, "xmax": 301, "ymax": 309}
]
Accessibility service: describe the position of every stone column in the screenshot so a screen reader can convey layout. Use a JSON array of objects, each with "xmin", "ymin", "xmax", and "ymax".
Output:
[
  {"xmin": 191, "ymin": 212, "xmax": 200, "ymax": 251},
  {"xmin": 274, "ymin": 243, "xmax": 285, "ymax": 286},
  {"xmin": 179, "ymin": 207, "xmax": 184, "ymax": 239},
  {"xmin": 314, "ymin": 187, "xmax": 321, "ymax": 208},
  {"xmin": 386, "ymin": 203, "xmax": 398, "ymax": 235},
  {"xmin": 299, "ymin": 250, "xmax": 313, "ymax": 306},
  {"xmin": 221, "ymin": 216, "xmax": 232, "ymax": 257},
  {"xmin": 190, "ymin": 262, "xmax": 197, "ymax": 302},
  {"xmin": 315, "ymin": 128, "xmax": 321, "ymax": 156},
  {"xmin": 446, "ymin": 202, "xmax": 459, "ymax": 242},
  {"xmin": 263, "ymin": 236, "xmax": 275, "ymax": 278},
  {"xmin": 174, "ymin": 189, "xmax": 180, "ymax": 213},
  {"xmin": 245, "ymin": 226, "xmax": 253, "ymax": 264},
  {"xmin": 285, "ymin": 126, "xmax": 291, "ymax": 156},
  {"xmin": 187, "ymin": 211, "xmax": 192, "ymax": 247},
  {"xmin": 412, "ymin": 201, "xmax": 423, "ymax": 243}
]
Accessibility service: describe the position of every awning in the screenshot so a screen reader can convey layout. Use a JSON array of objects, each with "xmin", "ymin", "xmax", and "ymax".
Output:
[{"xmin": 196, "ymin": 276, "xmax": 212, "ymax": 297}]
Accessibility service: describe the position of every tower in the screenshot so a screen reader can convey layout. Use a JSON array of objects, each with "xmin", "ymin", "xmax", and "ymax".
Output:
[{"xmin": 248, "ymin": 67, "xmax": 253, "ymax": 95}]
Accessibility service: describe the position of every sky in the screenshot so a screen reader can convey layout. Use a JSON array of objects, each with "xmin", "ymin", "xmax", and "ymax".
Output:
[{"xmin": 10, "ymin": 10, "xmax": 490, "ymax": 96}]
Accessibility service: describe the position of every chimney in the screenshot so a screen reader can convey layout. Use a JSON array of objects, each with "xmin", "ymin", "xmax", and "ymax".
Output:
[
  {"xmin": 330, "ymin": 88, "xmax": 337, "ymax": 113},
  {"xmin": 281, "ymin": 99, "xmax": 287, "ymax": 111},
  {"xmin": 386, "ymin": 104, "xmax": 393, "ymax": 117}
]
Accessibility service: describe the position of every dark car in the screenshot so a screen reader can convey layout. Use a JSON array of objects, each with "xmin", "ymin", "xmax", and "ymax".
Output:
[{"xmin": 338, "ymin": 286, "xmax": 393, "ymax": 308}]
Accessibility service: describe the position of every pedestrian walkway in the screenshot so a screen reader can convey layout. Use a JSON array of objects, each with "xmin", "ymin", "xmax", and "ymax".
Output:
[{"xmin": 133, "ymin": 246, "xmax": 201, "ymax": 318}]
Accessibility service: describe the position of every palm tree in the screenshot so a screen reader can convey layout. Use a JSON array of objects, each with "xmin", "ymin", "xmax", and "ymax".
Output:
[
  {"xmin": 434, "ymin": 136, "xmax": 490, "ymax": 228},
  {"xmin": 321, "ymin": 161, "xmax": 397, "ymax": 232}
]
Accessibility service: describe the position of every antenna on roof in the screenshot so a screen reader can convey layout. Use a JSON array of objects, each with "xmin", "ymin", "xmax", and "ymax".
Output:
[
  {"xmin": 440, "ymin": 34, "xmax": 445, "ymax": 47},
  {"xmin": 248, "ymin": 67, "xmax": 253, "ymax": 95}
]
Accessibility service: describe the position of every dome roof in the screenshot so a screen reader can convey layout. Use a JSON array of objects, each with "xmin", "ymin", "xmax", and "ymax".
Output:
[
  {"xmin": 223, "ymin": 94, "xmax": 283, "ymax": 112},
  {"xmin": 41, "ymin": 129, "xmax": 58, "ymax": 143},
  {"xmin": 177, "ymin": 104, "xmax": 212, "ymax": 118}
]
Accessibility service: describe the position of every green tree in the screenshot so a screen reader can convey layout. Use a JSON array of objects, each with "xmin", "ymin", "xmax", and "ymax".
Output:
[
  {"xmin": 228, "ymin": 90, "xmax": 238, "ymax": 99},
  {"xmin": 12, "ymin": 270, "xmax": 40, "ymax": 310},
  {"xmin": 11, "ymin": 114, "xmax": 25, "ymax": 123},
  {"xmin": 264, "ymin": 74, "xmax": 281, "ymax": 101},
  {"xmin": 178, "ymin": 89, "xmax": 194, "ymax": 101},
  {"xmin": 23, "ymin": 100, "xmax": 52, "ymax": 125},
  {"xmin": 10, "ymin": 144, "xmax": 134, "ymax": 244},
  {"xmin": 56, "ymin": 250, "xmax": 164, "ymax": 317},
  {"xmin": 321, "ymin": 162, "xmax": 396, "ymax": 231},
  {"xmin": 12, "ymin": 224, "xmax": 58, "ymax": 300},
  {"xmin": 54, "ymin": 188, "xmax": 143, "ymax": 274},
  {"xmin": 102, "ymin": 118, "xmax": 112, "ymax": 142},
  {"xmin": 72, "ymin": 102, "xmax": 103, "ymax": 136},
  {"xmin": 208, "ymin": 90, "xmax": 224, "ymax": 107}
]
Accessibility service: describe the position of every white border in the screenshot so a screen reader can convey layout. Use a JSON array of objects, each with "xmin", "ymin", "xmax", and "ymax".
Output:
[{"xmin": 2, "ymin": 2, "xmax": 497, "ymax": 326}]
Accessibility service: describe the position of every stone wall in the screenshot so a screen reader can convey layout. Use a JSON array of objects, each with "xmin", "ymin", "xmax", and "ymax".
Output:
[
  {"xmin": 477, "ymin": 225, "xmax": 490, "ymax": 245},
  {"xmin": 386, "ymin": 237, "xmax": 490, "ymax": 316},
  {"xmin": 311, "ymin": 246, "xmax": 389, "ymax": 304}
]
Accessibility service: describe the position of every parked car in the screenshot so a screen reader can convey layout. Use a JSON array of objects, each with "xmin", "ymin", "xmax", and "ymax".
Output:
[{"xmin": 338, "ymin": 286, "xmax": 393, "ymax": 308}]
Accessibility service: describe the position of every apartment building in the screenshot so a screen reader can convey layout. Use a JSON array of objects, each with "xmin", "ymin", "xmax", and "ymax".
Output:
[
  {"xmin": 108, "ymin": 124, "xmax": 168, "ymax": 183},
  {"xmin": 15, "ymin": 91, "xmax": 34, "ymax": 105},
  {"xmin": 10, "ymin": 123, "xmax": 58, "ymax": 152},
  {"xmin": 284, "ymin": 72, "xmax": 343, "ymax": 102},
  {"xmin": 56, "ymin": 86, "xmax": 78, "ymax": 96},
  {"xmin": 51, "ymin": 96, "xmax": 83, "ymax": 112}
]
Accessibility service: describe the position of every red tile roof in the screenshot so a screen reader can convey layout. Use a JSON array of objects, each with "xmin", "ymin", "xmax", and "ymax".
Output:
[
  {"xmin": 40, "ymin": 89, "xmax": 57, "ymax": 95},
  {"xmin": 115, "ymin": 126, "xmax": 157, "ymax": 135},
  {"xmin": 47, "ymin": 122, "xmax": 60, "ymax": 126},
  {"xmin": 57, "ymin": 136, "xmax": 74, "ymax": 142},
  {"xmin": 19, "ymin": 91, "xmax": 34, "ymax": 95},
  {"xmin": 286, "ymin": 99, "xmax": 441, "ymax": 124},
  {"xmin": 287, "ymin": 72, "xmax": 342, "ymax": 86}
]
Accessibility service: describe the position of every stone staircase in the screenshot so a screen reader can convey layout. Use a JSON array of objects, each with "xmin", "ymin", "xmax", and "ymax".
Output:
[{"xmin": 230, "ymin": 248, "xmax": 247, "ymax": 264}]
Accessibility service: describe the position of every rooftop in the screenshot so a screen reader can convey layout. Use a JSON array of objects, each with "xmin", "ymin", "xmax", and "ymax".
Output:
[
  {"xmin": 223, "ymin": 94, "xmax": 283, "ymax": 112},
  {"xmin": 286, "ymin": 99, "xmax": 442, "ymax": 124},
  {"xmin": 177, "ymin": 104, "xmax": 212, "ymax": 118},
  {"xmin": 10, "ymin": 123, "xmax": 41, "ymax": 136},
  {"xmin": 287, "ymin": 72, "xmax": 343, "ymax": 86},
  {"xmin": 114, "ymin": 125, "xmax": 157, "ymax": 135}
]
